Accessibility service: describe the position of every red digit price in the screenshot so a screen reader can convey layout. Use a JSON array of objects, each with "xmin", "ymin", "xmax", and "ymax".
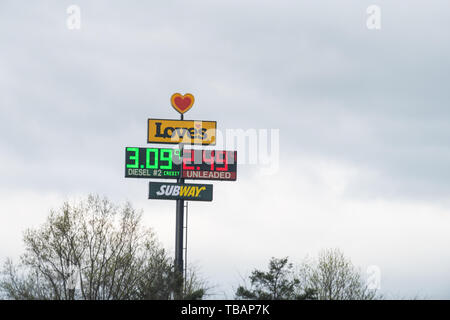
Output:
[
  {"xmin": 182, "ymin": 149, "xmax": 195, "ymax": 170},
  {"xmin": 203, "ymin": 150, "xmax": 215, "ymax": 171},
  {"xmin": 215, "ymin": 151, "xmax": 228, "ymax": 171}
]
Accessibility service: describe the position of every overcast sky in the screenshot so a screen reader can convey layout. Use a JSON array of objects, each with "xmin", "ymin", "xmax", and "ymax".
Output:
[{"xmin": 1, "ymin": 0, "xmax": 450, "ymax": 299}]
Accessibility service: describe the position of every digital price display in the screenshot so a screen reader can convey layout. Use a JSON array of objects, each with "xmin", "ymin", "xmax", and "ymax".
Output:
[
  {"xmin": 125, "ymin": 147, "xmax": 182, "ymax": 179},
  {"xmin": 182, "ymin": 150, "xmax": 237, "ymax": 181},
  {"xmin": 125, "ymin": 148, "xmax": 237, "ymax": 181}
]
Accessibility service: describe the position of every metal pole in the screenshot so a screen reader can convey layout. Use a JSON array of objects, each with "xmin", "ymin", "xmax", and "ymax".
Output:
[
  {"xmin": 175, "ymin": 195, "xmax": 184, "ymax": 275},
  {"xmin": 174, "ymin": 113, "xmax": 184, "ymax": 298},
  {"xmin": 184, "ymin": 201, "xmax": 188, "ymax": 293}
]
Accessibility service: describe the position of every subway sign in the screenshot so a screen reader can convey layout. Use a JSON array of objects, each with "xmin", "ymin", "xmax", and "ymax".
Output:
[
  {"xmin": 147, "ymin": 119, "xmax": 216, "ymax": 145},
  {"xmin": 149, "ymin": 182, "xmax": 213, "ymax": 201}
]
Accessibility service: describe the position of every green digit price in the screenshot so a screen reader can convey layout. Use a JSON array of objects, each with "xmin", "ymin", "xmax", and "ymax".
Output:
[
  {"xmin": 160, "ymin": 149, "xmax": 173, "ymax": 169},
  {"xmin": 126, "ymin": 147, "xmax": 139, "ymax": 168},
  {"xmin": 146, "ymin": 149, "xmax": 158, "ymax": 169}
]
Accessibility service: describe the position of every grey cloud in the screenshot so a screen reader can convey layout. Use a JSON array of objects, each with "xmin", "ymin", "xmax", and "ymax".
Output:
[{"xmin": 2, "ymin": 1, "xmax": 450, "ymax": 199}]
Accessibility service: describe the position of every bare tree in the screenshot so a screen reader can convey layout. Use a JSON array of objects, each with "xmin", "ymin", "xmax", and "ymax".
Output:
[
  {"xmin": 0, "ymin": 195, "xmax": 206, "ymax": 300},
  {"xmin": 297, "ymin": 248, "xmax": 381, "ymax": 300}
]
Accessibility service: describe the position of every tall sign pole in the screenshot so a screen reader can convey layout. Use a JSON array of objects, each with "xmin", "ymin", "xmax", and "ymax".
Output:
[
  {"xmin": 124, "ymin": 92, "xmax": 237, "ymax": 300},
  {"xmin": 175, "ymin": 112, "xmax": 185, "ymax": 278},
  {"xmin": 172, "ymin": 93, "xmax": 193, "ymax": 298}
]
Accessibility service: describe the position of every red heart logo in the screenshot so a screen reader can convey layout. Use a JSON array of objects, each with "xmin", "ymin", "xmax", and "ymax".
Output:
[{"xmin": 171, "ymin": 93, "xmax": 195, "ymax": 114}]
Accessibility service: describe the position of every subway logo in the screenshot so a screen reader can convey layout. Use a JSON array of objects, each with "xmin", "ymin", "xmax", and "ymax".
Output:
[{"xmin": 149, "ymin": 182, "xmax": 213, "ymax": 201}]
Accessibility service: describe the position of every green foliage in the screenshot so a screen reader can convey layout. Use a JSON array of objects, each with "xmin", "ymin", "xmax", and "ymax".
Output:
[{"xmin": 236, "ymin": 257, "xmax": 317, "ymax": 300}]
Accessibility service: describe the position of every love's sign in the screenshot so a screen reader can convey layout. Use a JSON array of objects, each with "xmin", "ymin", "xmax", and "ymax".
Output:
[{"xmin": 148, "ymin": 119, "xmax": 216, "ymax": 145}]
